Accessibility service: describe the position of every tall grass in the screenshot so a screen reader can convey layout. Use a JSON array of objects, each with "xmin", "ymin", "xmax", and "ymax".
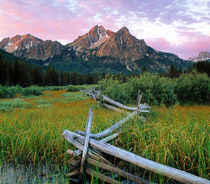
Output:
[
  {"xmin": 119, "ymin": 105, "xmax": 209, "ymax": 181},
  {"xmin": 0, "ymin": 90, "xmax": 209, "ymax": 182},
  {"xmin": 0, "ymin": 90, "xmax": 123, "ymax": 165}
]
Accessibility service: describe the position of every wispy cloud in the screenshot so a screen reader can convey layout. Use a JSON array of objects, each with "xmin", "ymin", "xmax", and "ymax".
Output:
[{"xmin": 0, "ymin": 0, "xmax": 209, "ymax": 58}]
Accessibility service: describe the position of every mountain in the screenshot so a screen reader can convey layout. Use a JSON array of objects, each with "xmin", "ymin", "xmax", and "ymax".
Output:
[
  {"xmin": 0, "ymin": 34, "xmax": 64, "ymax": 61},
  {"xmin": 0, "ymin": 34, "xmax": 42, "ymax": 53},
  {"xmin": 0, "ymin": 25, "xmax": 193, "ymax": 73},
  {"xmin": 68, "ymin": 25, "xmax": 114, "ymax": 51},
  {"xmin": 188, "ymin": 51, "xmax": 210, "ymax": 62}
]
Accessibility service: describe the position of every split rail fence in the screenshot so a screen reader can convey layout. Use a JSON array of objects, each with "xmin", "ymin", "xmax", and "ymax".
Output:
[{"xmin": 63, "ymin": 89, "xmax": 209, "ymax": 184}]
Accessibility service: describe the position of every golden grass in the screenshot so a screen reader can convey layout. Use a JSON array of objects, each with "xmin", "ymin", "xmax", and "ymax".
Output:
[{"xmin": 0, "ymin": 90, "xmax": 124, "ymax": 164}]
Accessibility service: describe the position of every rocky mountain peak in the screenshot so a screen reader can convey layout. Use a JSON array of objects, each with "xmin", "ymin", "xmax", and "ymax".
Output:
[
  {"xmin": 188, "ymin": 51, "xmax": 210, "ymax": 62},
  {"xmin": 0, "ymin": 34, "xmax": 42, "ymax": 53},
  {"xmin": 106, "ymin": 30, "xmax": 115, "ymax": 37},
  {"xmin": 117, "ymin": 26, "xmax": 130, "ymax": 35},
  {"xmin": 88, "ymin": 25, "xmax": 107, "ymax": 44},
  {"xmin": 69, "ymin": 25, "xmax": 111, "ymax": 51}
]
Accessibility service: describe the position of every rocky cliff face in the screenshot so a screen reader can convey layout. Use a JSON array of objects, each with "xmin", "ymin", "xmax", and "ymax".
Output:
[{"xmin": 13, "ymin": 40, "xmax": 64, "ymax": 60}]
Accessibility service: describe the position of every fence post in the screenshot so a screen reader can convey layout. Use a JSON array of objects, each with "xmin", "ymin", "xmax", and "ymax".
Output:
[
  {"xmin": 80, "ymin": 108, "xmax": 93, "ymax": 176},
  {"xmin": 137, "ymin": 90, "xmax": 142, "ymax": 116}
]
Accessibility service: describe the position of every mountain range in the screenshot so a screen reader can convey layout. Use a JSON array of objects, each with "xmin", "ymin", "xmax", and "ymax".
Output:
[
  {"xmin": 0, "ymin": 25, "xmax": 194, "ymax": 74},
  {"xmin": 188, "ymin": 51, "xmax": 210, "ymax": 62}
]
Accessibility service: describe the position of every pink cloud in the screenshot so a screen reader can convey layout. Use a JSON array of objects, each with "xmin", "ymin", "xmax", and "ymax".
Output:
[
  {"xmin": 0, "ymin": 0, "xmax": 209, "ymax": 59},
  {"xmin": 146, "ymin": 34, "xmax": 210, "ymax": 59}
]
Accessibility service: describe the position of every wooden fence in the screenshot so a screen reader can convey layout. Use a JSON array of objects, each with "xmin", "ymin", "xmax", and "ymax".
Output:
[{"xmin": 63, "ymin": 90, "xmax": 209, "ymax": 184}]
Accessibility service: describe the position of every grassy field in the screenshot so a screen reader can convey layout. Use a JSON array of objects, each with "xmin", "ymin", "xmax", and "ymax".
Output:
[{"xmin": 0, "ymin": 90, "xmax": 209, "ymax": 183}]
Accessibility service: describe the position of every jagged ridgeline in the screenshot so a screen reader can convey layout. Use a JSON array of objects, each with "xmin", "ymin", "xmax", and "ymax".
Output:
[{"xmin": 0, "ymin": 25, "xmax": 193, "ymax": 74}]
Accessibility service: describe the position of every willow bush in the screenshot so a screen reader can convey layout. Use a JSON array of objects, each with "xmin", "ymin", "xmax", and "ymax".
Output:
[{"xmin": 99, "ymin": 72, "xmax": 210, "ymax": 106}]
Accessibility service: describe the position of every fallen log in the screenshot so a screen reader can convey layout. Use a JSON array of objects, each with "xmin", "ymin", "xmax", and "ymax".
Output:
[
  {"xmin": 63, "ymin": 130, "xmax": 210, "ymax": 184},
  {"xmin": 65, "ymin": 130, "xmax": 113, "ymax": 165},
  {"xmin": 87, "ymin": 157, "xmax": 149, "ymax": 184},
  {"xmin": 68, "ymin": 133, "xmax": 120, "ymax": 157},
  {"xmin": 102, "ymin": 103, "xmax": 130, "ymax": 115},
  {"xmin": 76, "ymin": 111, "xmax": 137, "ymax": 139},
  {"xmin": 85, "ymin": 168, "xmax": 121, "ymax": 184},
  {"xmin": 66, "ymin": 170, "xmax": 79, "ymax": 178},
  {"xmin": 100, "ymin": 94, "xmax": 150, "ymax": 111}
]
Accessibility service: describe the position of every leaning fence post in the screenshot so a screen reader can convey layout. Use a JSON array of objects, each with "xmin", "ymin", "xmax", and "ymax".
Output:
[
  {"xmin": 80, "ymin": 108, "xmax": 93, "ymax": 176},
  {"xmin": 137, "ymin": 90, "xmax": 142, "ymax": 116}
]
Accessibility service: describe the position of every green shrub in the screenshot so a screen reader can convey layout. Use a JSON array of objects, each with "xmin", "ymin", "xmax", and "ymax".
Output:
[
  {"xmin": 175, "ymin": 72, "xmax": 210, "ymax": 104},
  {"xmin": 0, "ymin": 98, "xmax": 30, "ymax": 112},
  {"xmin": 21, "ymin": 86, "xmax": 43, "ymax": 96},
  {"xmin": 0, "ymin": 85, "xmax": 22, "ymax": 98},
  {"xmin": 129, "ymin": 74, "xmax": 178, "ymax": 106},
  {"xmin": 99, "ymin": 72, "xmax": 178, "ymax": 106},
  {"xmin": 66, "ymin": 85, "xmax": 81, "ymax": 92}
]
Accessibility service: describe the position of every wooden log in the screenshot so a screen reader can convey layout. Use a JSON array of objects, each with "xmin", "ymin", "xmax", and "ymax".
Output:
[
  {"xmin": 87, "ymin": 157, "xmax": 149, "ymax": 184},
  {"xmin": 70, "ymin": 133, "xmax": 120, "ymax": 157},
  {"xmin": 100, "ymin": 94, "xmax": 150, "ymax": 110},
  {"xmin": 76, "ymin": 111, "xmax": 137, "ymax": 139},
  {"xmin": 64, "ymin": 130, "xmax": 113, "ymax": 166},
  {"xmin": 67, "ymin": 149, "xmax": 74, "ymax": 155},
  {"xmin": 100, "ymin": 132, "xmax": 119, "ymax": 143},
  {"xmin": 68, "ymin": 158, "xmax": 81, "ymax": 170},
  {"xmin": 85, "ymin": 168, "xmax": 121, "ymax": 184},
  {"xmin": 80, "ymin": 108, "xmax": 93, "ymax": 175},
  {"xmin": 67, "ymin": 149, "xmax": 81, "ymax": 157},
  {"xmin": 66, "ymin": 170, "xmax": 79, "ymax": 177},
  {"xmin": 63, "ymin": 130, "xmax": 210, "ymax": 184},
  {"xmin": 102, "ymin": 103, "xmax": 130, "ymax": 115}
]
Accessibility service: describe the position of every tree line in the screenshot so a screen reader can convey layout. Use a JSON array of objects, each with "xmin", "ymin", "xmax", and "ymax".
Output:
[
  {"xmin": 0, "ymin": 51, "xmax": 209, "ymax": 87},
  {"xmin": 0, "ymin": 54, "xmax": 103, "ymax": 87}
]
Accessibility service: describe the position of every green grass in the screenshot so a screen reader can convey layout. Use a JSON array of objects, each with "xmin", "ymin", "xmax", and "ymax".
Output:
[{"xmin": 61, "ymin": 92, "xmax": 89, "ymax": 102}]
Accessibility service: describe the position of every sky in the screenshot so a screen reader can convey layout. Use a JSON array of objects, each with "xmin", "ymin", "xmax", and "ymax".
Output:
[{"xmin": 0, "ymin": 0, "xmax": 209, "ymax": 59}]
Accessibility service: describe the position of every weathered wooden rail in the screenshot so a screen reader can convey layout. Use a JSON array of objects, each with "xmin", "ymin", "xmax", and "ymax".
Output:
[{"xmin": 63, "ymin": 90, "xmax": 209, "ymax": 184}]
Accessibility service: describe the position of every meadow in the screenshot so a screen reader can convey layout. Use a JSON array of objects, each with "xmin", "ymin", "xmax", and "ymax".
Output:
[{"xmin": 0, "ymin": 89, "xmax": 209, "ymax": 183}]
